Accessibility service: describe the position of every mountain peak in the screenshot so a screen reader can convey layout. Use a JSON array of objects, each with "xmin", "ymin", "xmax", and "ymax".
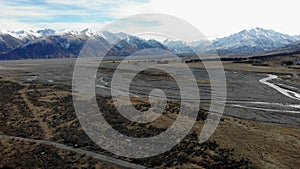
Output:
[
  {"xmin": 57, "ymin": 29, "xmax": 80, "ymax": 36},
  {"xmin": 253, "ymin": 27, "xmax": 266, "ymax": 31},
  {"xmin": 81, "ymin": 28, "xmax": 103, "ymax": 38},
  {"xmin": 81, "ymin": 28, "xmax": 95, "ymax": 33}
]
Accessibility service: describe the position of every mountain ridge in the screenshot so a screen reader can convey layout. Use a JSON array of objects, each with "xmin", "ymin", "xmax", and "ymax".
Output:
[
  {"xmin": 0, "ymin": 29, "xmax": 169, "ymax": 59},
  {"xmin": 210, "ymin": 27, "xmax": 300, "ymax": 55},
  {"xmin": 0, "ymin": 28, "xmax": 299, "ymax": 60}
]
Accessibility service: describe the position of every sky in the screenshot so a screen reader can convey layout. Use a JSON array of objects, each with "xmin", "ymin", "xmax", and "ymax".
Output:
[{"xmin": 0, "ymin": 0, "xmax": 300, "ymax": 39}]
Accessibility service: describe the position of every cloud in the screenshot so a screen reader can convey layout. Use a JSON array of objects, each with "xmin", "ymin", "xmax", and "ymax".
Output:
[
  {"xmin": 147, "ymin": 0, "xmax": 300, "ymax": 38},
  {"xmin": 0, "ymin": 18, "xmax": 38, "ymax": 30},
  {"xmin": 0, "ymin": 0, "xmax": 152, "ymax": 30},
  {"xmin": 35, "ymin": 21, "xmax": 112, "ymax": 31},
  {"xmin": 0, "ymin": 0, "xmax": 299, "ymax": 38}
]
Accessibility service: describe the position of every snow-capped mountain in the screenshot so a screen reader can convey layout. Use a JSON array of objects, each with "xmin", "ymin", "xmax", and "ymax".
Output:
[
  {"xmin": 36, "ymin": 29, "xmax": 56, "ymax": 37},
  {"xmin": 0, "ymin": 30, "xmax": 39, "ymax": 42},
  {"xmin": 0, "ymin": 33, "xmax": 23, "ymax": 53},
  {"xmin": 0, "ymin": 29, "xmax": 168, "ymax": 59},
  {"xmin": 210, "ymin": 27, "xmax": 300, "ymax": 55},
  {"xmin": 190, "ymin": 40, "xmax": 213, "ymax": 54},
  {"xmin": 102, "ymin": 31, "xmax": 140, "ymax": 46},
  {"xmin": 0, "ymin": 27, "xmax": 300, "ymax": 60},
  {"xmin": 163, "ymin": 27, "xmax": 300, "ymax": 55},
  {"xmin": 80, "ymin": 28, "xmax": 104, "ymax": 38},
  {"xmin": 0, "ymin": 28, "xmax": 101, "ymax": 42},
  {"xmin": 102, "ymin": 31, "xmax": 167, "ymax": 51},
  {"xmin": 162, "ymin": 39, "xmax": 194, "ymax": 54},
  {"xmin": 0, "ymin": 34, "xmax": 88, "ymax": 60},
  {"xmin": 103, "ymin": 31, "xmax": 163, "ymax": 49}
]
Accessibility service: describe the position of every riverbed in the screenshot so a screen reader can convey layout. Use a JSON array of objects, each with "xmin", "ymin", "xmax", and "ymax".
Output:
[{"xmin": 0, "ymin": 59, "xmax": 299, "ymax": 127}]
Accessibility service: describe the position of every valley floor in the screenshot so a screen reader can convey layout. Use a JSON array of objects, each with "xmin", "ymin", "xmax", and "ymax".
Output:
[{"xmin": 0, "ymin": 59, "xmax": 299, "ymax": 168}]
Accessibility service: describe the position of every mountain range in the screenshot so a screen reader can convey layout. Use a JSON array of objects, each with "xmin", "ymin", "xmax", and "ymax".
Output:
[
  {"xmin": 210, "ymin": 27, "xmax": 300, "ymax": 55},
  {"xmin": 0, "ymin": 27, "xmax": 299, "ymax": 60}
]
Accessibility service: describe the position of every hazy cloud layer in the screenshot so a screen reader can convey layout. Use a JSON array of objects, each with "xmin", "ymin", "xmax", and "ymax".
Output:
[{"xmin": 0, "ymin": 0, "xmax": 299, "ymax": 38}]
